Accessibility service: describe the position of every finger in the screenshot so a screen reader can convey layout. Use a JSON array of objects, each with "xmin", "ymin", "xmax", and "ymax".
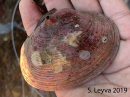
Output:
[
  {"xmin": 98, "ymin": 0, "xmax": 130, "ymax": 40},
  {"xmin": 44, "ymin": 0, "xmax": 73, "ymax": 11},
  {"xmin": 19, "ymin": 0, "xmax": 42, "ymax": 36},
  {"xmin": 70, "ymin": 0, "xmax": 103, "ymax": 13}
]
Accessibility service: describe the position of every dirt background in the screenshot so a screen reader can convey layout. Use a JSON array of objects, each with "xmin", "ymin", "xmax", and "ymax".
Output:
[{"xmin": 0, "ymin": 0, "xmax": 130, "ymax": 97}]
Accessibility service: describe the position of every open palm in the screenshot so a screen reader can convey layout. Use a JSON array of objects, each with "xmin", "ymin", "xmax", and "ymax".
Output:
[{"xmin": 19, "ymin": 0, "xmax": 130, "ymax": 96}]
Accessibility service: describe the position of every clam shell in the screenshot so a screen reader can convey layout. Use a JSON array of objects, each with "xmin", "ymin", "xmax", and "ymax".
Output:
[{"xmin": 20, "ymin": 8, "xmax": 120, "ymax": 91}]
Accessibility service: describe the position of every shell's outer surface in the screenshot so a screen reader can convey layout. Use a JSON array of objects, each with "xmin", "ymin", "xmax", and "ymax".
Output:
[{"xmin": 20, "ymin": 8, "xmax": 120, "ymax": 91}]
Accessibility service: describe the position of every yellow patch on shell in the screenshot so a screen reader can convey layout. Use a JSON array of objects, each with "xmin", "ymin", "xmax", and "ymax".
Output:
[
  {"xmin": 52, "ymin": 63, "xmax": 63, "ymax": 73},
  {"xmin": 52, "ymin": 50, "xmax": 71, "ymax": 73},
  {"xmin": 31, "ymin": 51, "xmax": 43, "ymax": 66},
  {"xmin": 63, "ymin": 31, "xmax": 82, "ymax": 47}
]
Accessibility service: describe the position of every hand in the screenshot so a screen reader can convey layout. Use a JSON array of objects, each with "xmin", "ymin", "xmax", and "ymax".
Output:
[{"xmin": 19, "ymin": 0, "xmax": 130, "ymax": 96}]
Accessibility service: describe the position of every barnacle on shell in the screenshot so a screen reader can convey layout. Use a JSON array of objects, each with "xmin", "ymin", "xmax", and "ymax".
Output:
[{"xmin": 20, "ymin": 8, "xmax": 120, "ymax": 91}]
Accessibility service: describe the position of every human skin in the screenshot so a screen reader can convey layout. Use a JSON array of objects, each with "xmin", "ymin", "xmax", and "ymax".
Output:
[{"xmin": 19, "ymin": 0, "xmax": 130, "ymax": 97}]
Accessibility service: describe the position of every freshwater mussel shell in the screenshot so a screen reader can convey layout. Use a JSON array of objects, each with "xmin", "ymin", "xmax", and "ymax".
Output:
[{"xmin": 20, "ymin": 8, "xmax": 120, "ymax": 91}]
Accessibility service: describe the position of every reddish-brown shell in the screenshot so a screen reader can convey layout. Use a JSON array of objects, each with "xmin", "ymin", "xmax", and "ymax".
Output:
[{"xmin": 20, "ymin": 8, "xmax": 120, "ymax": 91}]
